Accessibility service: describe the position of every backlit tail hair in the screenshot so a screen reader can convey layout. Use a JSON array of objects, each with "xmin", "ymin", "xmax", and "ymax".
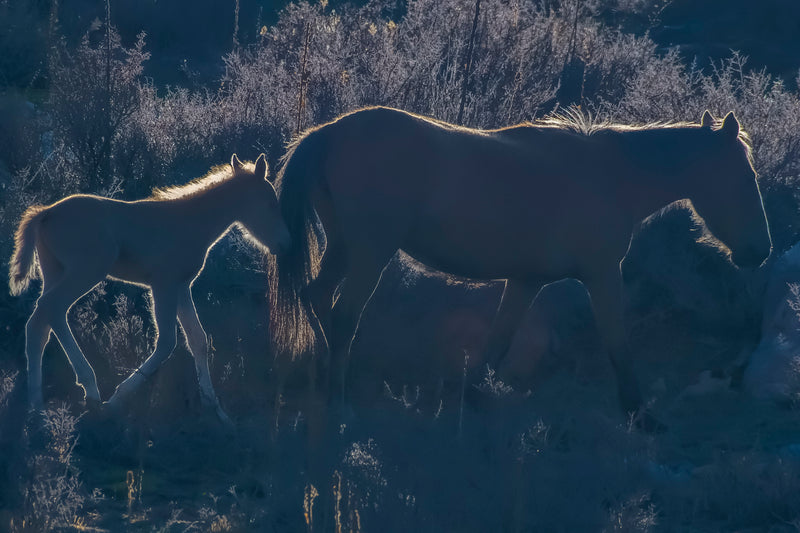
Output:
[
  {"xmin": 267, "ymin": 128, "xmax": 326, "ymax": 360},
  {"xmin": 9, "ymin": 205, "xmax": 47, "ymax": 296}
]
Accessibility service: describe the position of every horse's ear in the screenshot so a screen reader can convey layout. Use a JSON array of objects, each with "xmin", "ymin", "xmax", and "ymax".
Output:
[
  {"xmin": 721, "ymin": 112, "xmax": 740, "ymax": 139},
  {"xmin": 231, "ymin": 153, "xmax": 245, "ymax": 172},
  {"xmin": 255, "ymin": 153, "xmax": 269, "ymax": 181},
  {"xmin": 700, "ymin": 110, "xmax": 713, "ymax": 129}
]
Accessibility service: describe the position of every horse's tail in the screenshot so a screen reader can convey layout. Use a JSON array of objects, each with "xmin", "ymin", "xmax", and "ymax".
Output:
[
  {"xmin": 9, "ymin": 205, "xmax": 47, "ymax": 296},
  {"xmin": 268, "ymin": 128, "xmax": 327, "ymax": 360}
]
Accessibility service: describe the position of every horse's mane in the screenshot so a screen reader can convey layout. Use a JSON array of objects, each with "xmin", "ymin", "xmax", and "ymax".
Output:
[
  {"xmin": 534, "ymin": 107, "xmax": 753, "ymax": 160},
  {"xmin": 150, "ymin": 161, "xmax": 256, "ymax": 200}
]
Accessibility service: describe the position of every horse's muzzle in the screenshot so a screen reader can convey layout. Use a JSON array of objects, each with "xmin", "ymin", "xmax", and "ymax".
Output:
[{"xmin": 272, "ymin": 233, "xmax": 292, "ymax": 256}]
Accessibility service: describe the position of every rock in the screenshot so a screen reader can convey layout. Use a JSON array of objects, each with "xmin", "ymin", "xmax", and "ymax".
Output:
[{"xmin": 743, "ymin": 241, "xmax": 800, "ymax": 402}]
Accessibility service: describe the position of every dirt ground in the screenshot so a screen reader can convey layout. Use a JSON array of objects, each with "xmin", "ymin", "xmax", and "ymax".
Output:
[{"xmin": 2, "ymin": 250, "xmax": 800, "ymax": 532}]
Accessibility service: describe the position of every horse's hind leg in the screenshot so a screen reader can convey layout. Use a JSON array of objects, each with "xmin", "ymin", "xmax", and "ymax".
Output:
[
  {"xmin": 306, "ymin": 187, "xmax": 346, "ymax": 349},
  {"xmin": 177, "ymin": 284, "xmax": 231, "ymax": 426},
  {"xmin": 106, "ymin": 284, "xmax": 178, "ymax": 411},
  {"xmin": 306, "ymin": 241, "xmax": 346, "ymax": 352}
]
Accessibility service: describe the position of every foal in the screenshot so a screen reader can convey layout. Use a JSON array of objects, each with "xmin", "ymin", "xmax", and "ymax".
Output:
[{"xmin": 10, "ymin": 154, "xmax": 290, "ymax": 423}]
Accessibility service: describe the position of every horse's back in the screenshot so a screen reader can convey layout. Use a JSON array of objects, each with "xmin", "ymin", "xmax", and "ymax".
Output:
[{"xmin": 310, "ymin": 107, "xmax": 635, "ymax": 280}]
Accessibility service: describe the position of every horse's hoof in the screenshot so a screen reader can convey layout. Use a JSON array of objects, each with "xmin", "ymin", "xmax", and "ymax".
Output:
[
  {"xmin": 84, "ymin": 397, "xmax": 102, "ymax": 410},
  {"xmin": 102, "ymin": 398, "xmax": 125, "ymax": 416},
  {"xmin": 213, "ymin": 405, "xmax": 235, "ymax": 430},
  {"xmin": 219, "ymin": 413, "xmax": 235, "ymax": 432},
  {"xmin": 80, "ymin": 399, "xmax": 114, "ymax": 425},
  {"xmin": 27, "ymin": 393, "xmax": 45, "ymax": 412},
  {"xmin": 634, "ymin": 411, "xmax": 668, "ymax": 434}
]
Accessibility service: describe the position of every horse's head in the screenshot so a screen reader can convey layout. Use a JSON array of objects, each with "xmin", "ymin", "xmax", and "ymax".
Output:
[
  {"xmin": 688, "ymin": 111, "xmax": 772, "ymax": 268},
  {"xmin": 231, "ymin": 153, "xmax": 292, "ymax": 255}
]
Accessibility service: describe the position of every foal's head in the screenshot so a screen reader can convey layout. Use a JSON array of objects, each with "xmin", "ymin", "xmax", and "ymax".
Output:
[
  {"xmin": 231, "ymin": 153, "xmax": 291, "ymax": 255},
  {"xmin": 687, "ymin": 111, "xmax": 771, "ymax": 268}
]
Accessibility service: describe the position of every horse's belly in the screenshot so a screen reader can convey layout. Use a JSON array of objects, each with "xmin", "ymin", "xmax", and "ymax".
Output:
[{"xmin": 401, "ymin": 232, "xmax": 575, "ymax": 282}]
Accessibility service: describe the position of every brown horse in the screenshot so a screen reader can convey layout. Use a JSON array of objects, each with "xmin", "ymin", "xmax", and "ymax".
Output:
[
  {"xmin": 10, "ymin": 154, "xmax": 290, "ymax": 424},
  {"xmin": 268, "ymin": 107, "xmax": 771, "ymax": 428}
]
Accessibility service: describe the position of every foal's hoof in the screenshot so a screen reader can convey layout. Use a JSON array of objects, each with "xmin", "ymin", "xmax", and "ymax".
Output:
[{"xmin": 199, "ymin": 393, "xmax": 235, "ymax": 430}]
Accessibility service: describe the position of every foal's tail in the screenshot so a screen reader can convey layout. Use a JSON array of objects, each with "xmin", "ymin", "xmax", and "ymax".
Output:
[
  {"xmin": 9, "ymin": 205, "xmax": 47, "ymax": 296},
  {"xmin": 267, "ymin": 129, "xmax": 327, "ymax": 360}
]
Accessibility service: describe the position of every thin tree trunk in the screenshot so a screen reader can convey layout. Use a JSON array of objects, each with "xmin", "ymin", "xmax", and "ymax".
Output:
[
  {"xmin": 457, "ymin": 0, "xmax": 481, "ymax": 125},
  {"xmin": 295, "ymin": 21, "xmax": 312, "ymax": 135},
  {"xmin": 99, "ymin": 0, "xmax": 112, "ymax": 191},
  {"xmin": 232, "ymin": 0, "xmax": 240, "ymax": 51}
]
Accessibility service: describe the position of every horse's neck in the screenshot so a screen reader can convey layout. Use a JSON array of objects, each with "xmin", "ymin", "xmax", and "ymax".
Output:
[{"xmin": 616, "ymin": 130, "xmax": 697, "ymax": 221}]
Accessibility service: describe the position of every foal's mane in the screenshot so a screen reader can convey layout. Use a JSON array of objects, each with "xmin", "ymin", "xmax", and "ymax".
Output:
[{"xmin": 150, "ymin": 161, "xmax": 256, "ymax": 200}]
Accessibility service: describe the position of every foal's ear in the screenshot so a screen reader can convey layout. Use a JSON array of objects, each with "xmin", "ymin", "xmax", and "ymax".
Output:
[
  {"xmin": 721, "ymin": 112, "xmax": 740, "ymax": 139},
  {"xmin": 255, "ymin": 153, "xmax": 269, "ymax": 181},
  {"xmin": 700, "ymin": 110, "xmax": 713, "ymax": 129},
  {"xmin": 231, "ymin": 153, "xmax": 245, "ymax": 172}
]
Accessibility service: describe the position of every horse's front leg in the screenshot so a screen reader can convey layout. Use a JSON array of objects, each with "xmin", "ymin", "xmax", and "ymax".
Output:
[
  {"xmin": 329, "ymin": 257, "xmax": 389, "ymax": 406},
  {"xmin": 177, "ymin": 284, "xmax": 232, "ymax": 427},
  {"xmin": 483, "ymin": 279, "xmax": 541, "ymax": 371},
  {"xmin": 583, "ymin": 266, "xmax": 663, "ymax": 432},
  {"xmin": 105, "ymin": 284, "xmax": 178, "ymax": 412}
]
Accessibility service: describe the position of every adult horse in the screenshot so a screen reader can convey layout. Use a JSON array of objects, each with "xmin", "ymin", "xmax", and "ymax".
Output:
[
  {"xmin": 268, "ymin": 107, "xmax": 771, "ymax": 428},
  {"xmin": 10, "ymin": 154, "xmax": 291, "ymax": 424}
]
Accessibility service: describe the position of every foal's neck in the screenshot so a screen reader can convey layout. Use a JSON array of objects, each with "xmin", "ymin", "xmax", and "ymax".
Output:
[{"xmin": 181, "ymin": 177, "xmax": 248, "ymax": 241}]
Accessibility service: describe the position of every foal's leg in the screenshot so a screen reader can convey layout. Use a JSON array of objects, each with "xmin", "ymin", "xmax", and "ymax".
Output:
[
  {"xmin": 105, "ymin": 284, "xmax": 178, "ymax": 411},
  {"xmin": 25, "ymin": 297, "xmax": 56, "ymax": 409},
  {"xmin": 25, "ymin": 255, "xmax": 63, "ymax": 407},
  {"xmin": 27, "ymin": 270, "xmax": 105, "ymax": 407},
  {"xmin": 50, "ymin": 296, "xmax": 102, "ymax": 404},
  {"xmin": 25, "ymin": 320, "xmax": 48, "ymax": 407},
  {"xmin": 583, "ymin": 267, "xmax": 661, "ymax": 431},
  {"xmin": 177, "ymin": 284, "xmax": 232, "ymax": 426},
  {"xmin": 483, "ymin": 279, "xmax": 541, "ymax": 370}
]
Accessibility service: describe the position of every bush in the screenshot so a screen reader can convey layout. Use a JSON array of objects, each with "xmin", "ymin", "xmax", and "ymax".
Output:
[{"xmin": 48, "ymin": 21, "xmax": 149, "ymax": 194}]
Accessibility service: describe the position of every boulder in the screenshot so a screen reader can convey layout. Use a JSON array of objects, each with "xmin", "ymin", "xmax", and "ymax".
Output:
[{"xmin": 743, "ymin": 242, "xmax": 800, "ymax": 402}]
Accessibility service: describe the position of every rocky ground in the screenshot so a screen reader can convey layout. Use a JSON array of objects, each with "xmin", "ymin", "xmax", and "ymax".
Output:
[{"xmin": 2, "ymin": 242, "xmax": 800, "ymax": 532}]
